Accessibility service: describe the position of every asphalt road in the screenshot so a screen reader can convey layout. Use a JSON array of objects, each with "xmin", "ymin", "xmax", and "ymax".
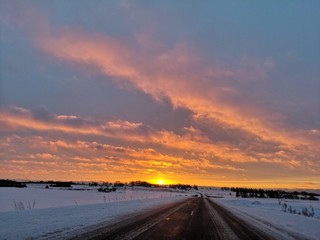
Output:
[{"xmin": 70, "ymin": 195, "xmax": 295, "ymax": 240}]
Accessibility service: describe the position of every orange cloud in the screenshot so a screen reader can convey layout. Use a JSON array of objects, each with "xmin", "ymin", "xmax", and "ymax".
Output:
[
  {"xmin": 1, "ymin": 4, "xmax": 319, "ymax": 187},
  {"xmin": 0, "ymin": 107, "xmax": 147, "ymax": 142},
  {"xmin": 1, "ymin": 113, "xmax": 252, "ymax": 183},
  {"xmin": 36, "ymin": 26, "xmax": 320, "ymax": 154},
  {"xmin": 0, "ymin": 107, "xmax": 224, "ymax": 155},
  {"xmin": 1, "ymin": 127, "xmax": 319, "ymax": 186},
  {"xmin": 34, "ymin": 27, "xmax": 320, "ymax": 187},
  {"xmin": 1, "ymin": 106, "xmax": 319, "ymax": 174}
]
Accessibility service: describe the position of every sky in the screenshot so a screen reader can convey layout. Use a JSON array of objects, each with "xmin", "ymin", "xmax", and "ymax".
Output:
[{"xmin": 0, "ymin": 0, "xmax": 319, "ymax": 189}]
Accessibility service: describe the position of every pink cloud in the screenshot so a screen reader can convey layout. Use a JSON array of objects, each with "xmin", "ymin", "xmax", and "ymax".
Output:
[
  {"xmin": 36, "ymin": 25, "xmax": 316, "ymax": 154},
  {"xmin": 8, "ymin": 4, "xmax": 313, "ymax": 151},
  {"xmin": 1, "ymin": 3, "xmax": 319, "ymax": 187}
]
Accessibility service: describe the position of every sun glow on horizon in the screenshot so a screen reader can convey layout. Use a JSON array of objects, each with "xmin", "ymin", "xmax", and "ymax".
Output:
[
  {"xmin": 0, "ymin": 1, "xmax": 319, "ymax": 191},
  {"xmin": 158, "ymin": 179, "xmax": 164, "ymax": 185},
  {"xmin": 149, "ymin": 178, "xmax": 174, "ymax": 186}
]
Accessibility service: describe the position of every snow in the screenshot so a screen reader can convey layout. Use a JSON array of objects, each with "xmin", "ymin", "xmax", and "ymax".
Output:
[
  {"xmin": 1, "ymin": 185, "xmax": 320, "ymax": 239},
  {"xmin": 203, "ymin": 188, "xmax": 320, "ymax": 240},
  {"xmin": 0, "ymin": 184, "xmax": 190, "ymax": 239},
  {"xmin": 0, "ymin": 184, "xmax": 183, "ymax": 212}
]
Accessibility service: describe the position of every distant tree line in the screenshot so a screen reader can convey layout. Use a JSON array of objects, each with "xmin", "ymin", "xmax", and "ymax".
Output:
[
  {"xmin": 0, "ymin": 179, "xmax": 78, "ymax": 188},
  {"xmin": 23, "ymin": 180, "xmax": 75, "ymax": 188},
  {"xmin": 169, "ymin": 184, "xmax": 193, "ymax": 190},
  {"xmin": 130, "ymin": 180, "xmax": 152, "ymax": 187},
  {"xmin": 0, "ymin": 179, "xmax": 26, "ymax": 188},
  {"xmin": 129, "ymin": 181, "xmax": 195, "ymax": 190},
  {"xmin": 1, "ymin": 178, "xmax": 198, "ymax": 191},
  {"xmin": 221, "ymin": 187, "xmax": 319, "ymax": 200},
  {"xmin": 48, "ymin": 181, "xmax": 74, "ymax": 188}
]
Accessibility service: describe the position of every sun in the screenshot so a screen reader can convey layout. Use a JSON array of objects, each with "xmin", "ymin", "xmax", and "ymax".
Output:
[
  {"xmin": 157, "ymin": 179, "xmax": 165, "ymax": 185},
  {"xmin": 150, "ymin": 178, "xmax": 172, "ymax": 185}
]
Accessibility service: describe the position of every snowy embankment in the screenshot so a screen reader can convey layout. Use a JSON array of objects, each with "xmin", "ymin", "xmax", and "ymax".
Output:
[
  {"xmin": 0, "ymin": 184, "xmax": 191, "ymax": 239},
  {"xmin": 203, "ymin": 189, "xmax": 320, "ymax": 240},
  {"xmin": 2, "ymin": 185, "xmax": 319, "ymax": 240}
]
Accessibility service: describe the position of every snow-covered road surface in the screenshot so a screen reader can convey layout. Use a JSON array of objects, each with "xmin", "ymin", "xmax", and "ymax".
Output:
[
  {"xmin": 69, "ymin": 195, "xmax": 308, "ymax": 240},
  {"xmin": 0, "ymin": 186, "xmax": 319, "ymax": 239},
  {"xmin": 0, "ymin": 185, "xmax": 190, "ymax": 239}
]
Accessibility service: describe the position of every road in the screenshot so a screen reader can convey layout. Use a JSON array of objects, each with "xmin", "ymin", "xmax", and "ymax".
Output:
[{"xmin": 70, "ymin": 195, "xmax": 296, "ymax": 240}]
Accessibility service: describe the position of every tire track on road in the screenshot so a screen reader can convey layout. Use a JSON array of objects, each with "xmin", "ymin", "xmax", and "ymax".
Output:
[
  {"xmin": 70, "ymin": 194, "xmax": 296, "ymax": 240},
  {"xmin": 68, "ymin": 197, "xmax": 196, "ymax": 240}
]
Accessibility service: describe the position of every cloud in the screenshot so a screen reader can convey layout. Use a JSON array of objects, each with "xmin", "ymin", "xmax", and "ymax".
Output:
[
  {"xmin": 31, "ymin": 105, "xmax": 55, "ymax": 121},
  {"xmin": 0, "ymin": 106, "xmax": 151, "ymax": 142},
  {"xmin": 33, "ymin": 21, "xmax": 320, "ymax": 153},
  {"xmin": 1, "ymin": 2, "xmax": 319, "ymax": 187},
  {"xmin": 1, "ymin": 105, "xmax": 319, "ymax": 186},
  {"xmin": 0, "ymin": 106, "xmax": 262, "ymax": 175},
  {"xmin": 5, "ymin": 2, "xmax": 317, "ymax": 148},
  {"xmin": 1, "ymin": 105, "xmax": 319, "ymax": 171}
]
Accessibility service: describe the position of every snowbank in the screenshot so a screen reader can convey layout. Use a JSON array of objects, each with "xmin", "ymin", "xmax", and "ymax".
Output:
[
  {"xmin": 0, "ymin": 185, "xmax": 190, "ymax": 239},
  {"xmin": 0, "ymin": 184, "xmax": 183, "ymax": 212},
  {"xmin": 203, "ymin": 188, "xmax": 320, "ymax": 240}
]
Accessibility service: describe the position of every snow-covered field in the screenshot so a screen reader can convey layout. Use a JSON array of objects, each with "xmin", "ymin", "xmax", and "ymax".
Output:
[
  {"xmin": 0, "ymin": 184, "xmax": 191, "ymax": 239},
  {"xmin": 1, "ymin": 185, "xmax": 319, "ymax": 239},
  {"xmin": 203, "ymin": 188, "xmax": 320, "ymax": 240},
  {"xmin": 0, "ymin": 184, "xmax": 185, "ymax": 212}
]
